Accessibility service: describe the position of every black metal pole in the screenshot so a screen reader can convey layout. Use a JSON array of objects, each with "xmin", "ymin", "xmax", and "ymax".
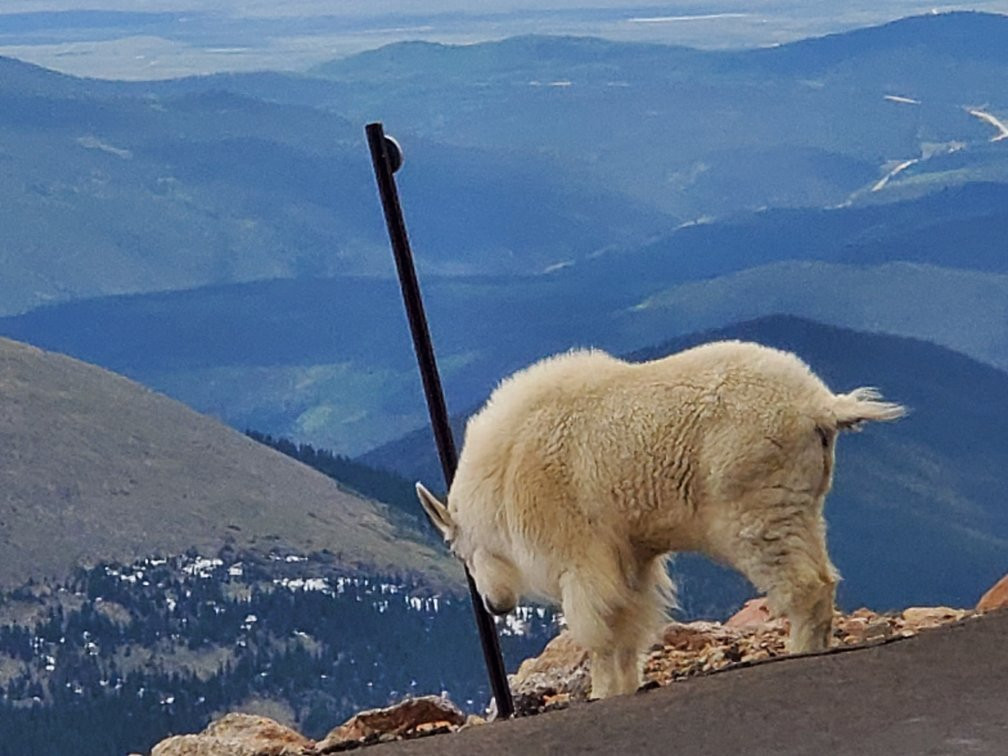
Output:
[{"xmin": 364, "ymin": 121, "xmax": 515, "ymax": 719}]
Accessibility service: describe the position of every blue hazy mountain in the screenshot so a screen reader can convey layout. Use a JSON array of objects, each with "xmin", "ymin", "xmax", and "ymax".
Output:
[
  {"xmin": 0, "ymin": 54, "xmax": 668, "ymax": 314},
  {"xmin": 304, "ymin": 11, "xmax": 1008, "ymax": 213},
  {"xmin": 3, "ymin": 172, "xmax": 1007, "ymax": 453},
  {"xmin": 737, "ymin": 10, "xmax": 1008, "ymax": 76},
  {"xmin": 4, "ymin": 12, "xmax": 1008, "ymax": 315}
]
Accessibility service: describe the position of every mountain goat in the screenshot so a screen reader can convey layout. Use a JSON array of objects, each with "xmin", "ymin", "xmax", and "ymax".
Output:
[{"xmin": 417, "ymin": 341, "xmax": 904, "ymax": 699}]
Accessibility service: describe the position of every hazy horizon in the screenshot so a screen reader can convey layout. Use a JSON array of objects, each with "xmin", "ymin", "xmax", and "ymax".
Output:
[{"xmin": 2, "ymin": 1, "xmax": 1007, "ymax": 80}]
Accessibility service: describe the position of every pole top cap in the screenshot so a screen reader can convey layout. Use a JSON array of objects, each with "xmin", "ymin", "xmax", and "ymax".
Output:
[{"xmin": 385, "ymin": 135, "xmax": 404, "ymax": 173}]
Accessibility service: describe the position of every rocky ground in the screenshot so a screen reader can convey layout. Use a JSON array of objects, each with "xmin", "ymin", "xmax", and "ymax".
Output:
[{"xmin": 149, "ymin": 572, "xmax": 1008, "ymax": 755}]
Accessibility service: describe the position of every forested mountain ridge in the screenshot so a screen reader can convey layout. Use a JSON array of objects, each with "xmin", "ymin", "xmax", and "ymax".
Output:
[{"xmin": 0, "ymin": 552, "xmax": 557, "ymax": 755}]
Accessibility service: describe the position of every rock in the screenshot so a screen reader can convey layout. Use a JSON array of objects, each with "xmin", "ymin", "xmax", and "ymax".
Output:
[
  {"xmin": 645, "ymin": 618, "xmax": 784, "ymax": 686},
  {"xmin": 153, "ymin": 600, "xmax": 992, "ymax": 752},
  {"xmin": 461, "ymin": 714, "xmax": 487, "ymax": 730},
  {"xmin": 900, "ymin": 606, "xmax": 968, "ymax": 630},
  {"xmin": 837, "ymin": 611, "xmax": 893, "ymax": 644},
  {"xmin": 508, "ymin": 631, "xmax": 591, "ymax": 714},
  {"xmin": 542, "ymin": 692, "xmax": 571, "ymax": 708},
  {"xmin": 316, "ymin": 696, "xmax": 466, "ymax": 753},
  {"xmin": 151, "ymin": 713, "xmax": 313, "ymax": 756},
  {"xmin": 660, "ymin": 621, "xmax": 739, "ymax": 650},
  {"xmin": 976, "ymin": 573, "xmax": 1008, "ymax": 612},
  {"xmin": 725, "ymin": 598, "xmax": 773, "ymax": 629}
]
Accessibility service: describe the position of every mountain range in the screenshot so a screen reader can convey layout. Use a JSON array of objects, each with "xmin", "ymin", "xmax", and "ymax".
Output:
[
  {"xmin": 2, "ymin": 12, "xmax": 1008, "ymax": 456},
  {"xmin": 0, "ymin": 49, "xmax": 666, "ymax": 314},
  {"xmin": 2, "ymin": 12, "xmax": 1008, "ymax": 314},
  {"xmin": 307, "ymin": 11, "xmax": 1008, "ymax": 213},
  {"xmin": 4, "ymin": 182, "xmax": 1008, "ymax": 454}
]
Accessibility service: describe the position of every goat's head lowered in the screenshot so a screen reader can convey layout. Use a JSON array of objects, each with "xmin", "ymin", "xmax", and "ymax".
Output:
[{"xmin": 416, "ymin": 482, "xmax": 521, "ymax": 616}]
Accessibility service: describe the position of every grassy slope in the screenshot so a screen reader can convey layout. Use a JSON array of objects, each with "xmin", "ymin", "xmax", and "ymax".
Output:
[{"xmin": 0, "ymin": 336, "xmax": 456, "ymax": 589}]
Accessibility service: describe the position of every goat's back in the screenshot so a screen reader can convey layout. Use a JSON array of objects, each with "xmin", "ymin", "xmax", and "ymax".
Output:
[{"xmin": 450, "ymin": 342, "xmax": 880, "ymax": 548}]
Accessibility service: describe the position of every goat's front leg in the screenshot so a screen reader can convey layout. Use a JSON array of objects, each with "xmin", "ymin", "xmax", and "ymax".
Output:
[
  {"xmin": 560, "ymin": 551, "xmax": 668, "ymax": 698},
  {"xmin": 560, "ymin": 564, "xmax": 636, "ymax": 699},
  {"xmin": 588, "ymin": 648, "xmax": 621, "ymax": 699},
  {"xmin": 612, "ymin": 641, "xmax": 646, "ymax": 694}
]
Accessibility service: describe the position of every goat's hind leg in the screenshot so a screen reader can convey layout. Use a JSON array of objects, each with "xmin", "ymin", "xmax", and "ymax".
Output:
[
  {"xmin": 771, "ymin": 544, "xmax": 837, "ymax": 654},
  {"xmin": 583, "ymin": 636, "xmax": 644, "ymax": 700},
  {"xmin": 611, "ymin": 556, "xmax": 674, "ymax": 692},
  {"xmin": 726, "ymin": 498, "xmax": 838, "ymax": 655},
  {"xmin": 595, "ymin": 605, "xmax": 650, "ymax": 697}
]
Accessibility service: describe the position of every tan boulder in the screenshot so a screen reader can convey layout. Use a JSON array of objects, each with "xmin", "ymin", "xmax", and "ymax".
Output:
[
  {"xmin": 837, "ymin": 614, "xmax": 894, "ymax": 644},
  {"xmin": 976, "ymin": 573, "xmax": 1008, "ymax": 612},
  {"xmin": 151, "ymin": 713, "xmax": 313, "ymax": 756},
  {"xmin": 507, "ymin": 631, "xmax": 591, "ymax": 714},
  {"xmin": 900, "ymin": 606, "xmax": 969, "ymax": 630},
  {"xmin": 725, "ymin": 598, "xmax": 773, "ymax": 629},
  {"xmin": 316, "ymin": 696, "xmax": 466, "ymax": 752}
]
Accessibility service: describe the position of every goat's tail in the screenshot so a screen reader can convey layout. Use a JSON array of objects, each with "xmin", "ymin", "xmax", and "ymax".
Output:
[{"xmin": 831, "ymin": 387, "xmax": 907, "ymax": 431}]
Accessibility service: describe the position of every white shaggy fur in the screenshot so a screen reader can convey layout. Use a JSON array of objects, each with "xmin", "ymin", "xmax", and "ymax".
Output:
[{"xmin": 417, "ymin": 341, "xmax": 904, "ymax": 699}]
